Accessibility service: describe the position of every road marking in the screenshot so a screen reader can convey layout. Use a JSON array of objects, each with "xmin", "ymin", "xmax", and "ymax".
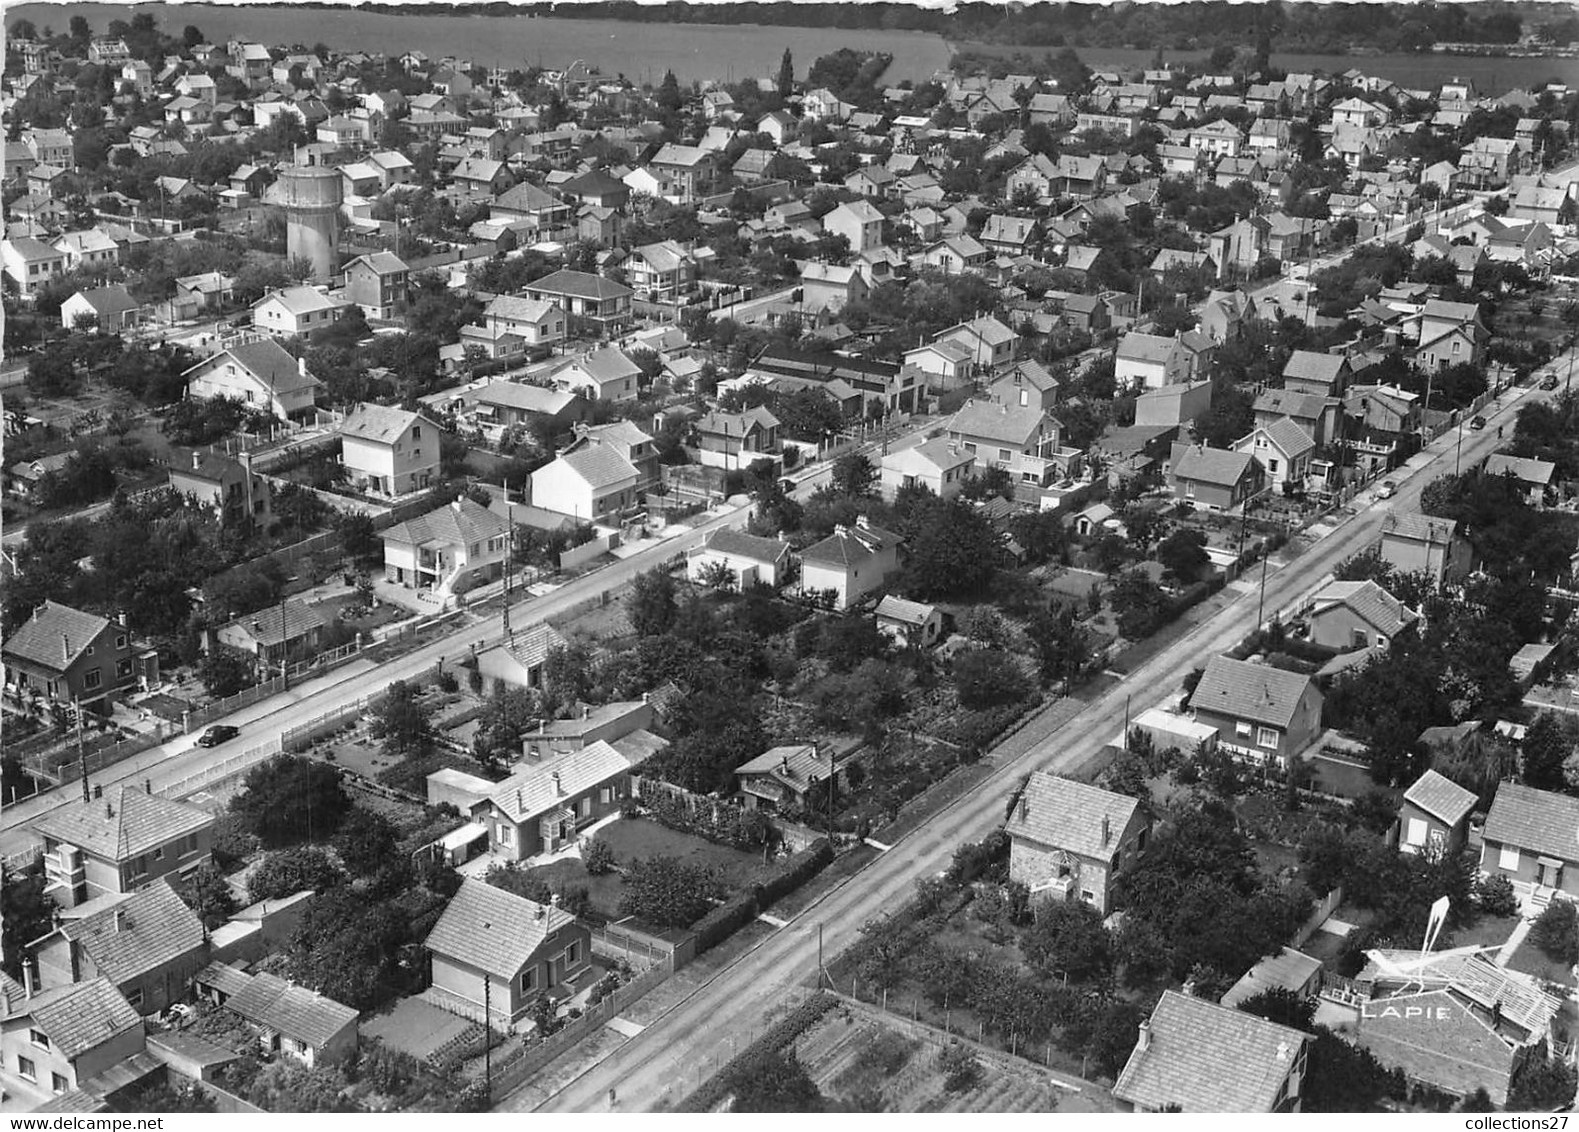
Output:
[
  {"xmin": 757, "ymin": 912, "xmax": 789, "ymax": 928},
  {"xmin": 863, "ymin": 837, "xmax": 892, "ymax": 852}
]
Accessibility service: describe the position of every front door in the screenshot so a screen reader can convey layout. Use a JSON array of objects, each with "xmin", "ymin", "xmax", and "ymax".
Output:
[
  {"xmin": 544, "ymin": 956, "xmax": 558, "ymax": 989},
  {"xmin": 1538, "ymin": 860, "xmax": 1563, "ymax": 888}
]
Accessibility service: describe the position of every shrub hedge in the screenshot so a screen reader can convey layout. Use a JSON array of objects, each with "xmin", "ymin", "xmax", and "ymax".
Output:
[{"xmin": 675, "ymin": 993, "xmax": 838, "ymax": 1112}]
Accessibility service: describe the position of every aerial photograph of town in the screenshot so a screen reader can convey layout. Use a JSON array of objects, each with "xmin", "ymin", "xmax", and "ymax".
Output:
[{"xmin": 3, "ymin": 0, "xmax": 1579, "ymax": 1116}]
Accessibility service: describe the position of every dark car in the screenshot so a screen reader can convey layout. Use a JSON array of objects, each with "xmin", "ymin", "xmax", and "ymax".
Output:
[
  {"xmin": 1469, "ymin": 415, "xmax": 1487, "ymax": 431},
  {"xmin": 197, "ymin": 724, "xmax": 239, "ymax": 747},
  {"xmin": 1541, "ymin": 375, "xmax": 1559, "ymax": 391}
]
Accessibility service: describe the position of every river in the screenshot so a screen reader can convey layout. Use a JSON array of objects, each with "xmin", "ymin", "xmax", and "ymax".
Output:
[
  {"xmin": 5, "ymin": 3, "xmax": 954, "ymax": 85},
  {"xmin": 10, "ymin": 3, "xmax": 1579, "ymax": 95}
]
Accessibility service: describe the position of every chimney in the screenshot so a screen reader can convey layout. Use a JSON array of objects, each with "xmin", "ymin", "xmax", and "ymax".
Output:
[
  {"xmin": 192, "ymin": 449, "xmax": 203, "ymax": 471},
  {"xmin": 780, "ymin": 755, "xmax": 791, "ymax": 775},
  {"xmin": 642, "ymin": 692, "xmax": 650, "ymax": 704},
  {"xmin": 550, "ymin": 893, "xmax": 561, "ymax": 908},
  {"xmin": 516, "ymin": 787, "xmax": 523, "ymax": 810},
  {"xmin": 582, "ymin": 704, "xmax": 590, "ymax": 720},
  {"xmin": 1018, "ymin": 795, "xmax": 1028, "ymax": 823},
  {"xmin": 144, "ymin": 779, "xmax": 152, "ymax": 795},
  {"xmin": 1101, "ymin": 814, "xmax": 1111, "ymax": 846},
  {"xmin": 117, "ymin": 611, "xmax": 128, "ymax": 628},
  {"xmin": 552, "ymin": 771, "xmax": 563, "ymax": 796},
  {"xmin": 1136, "ymin": 1019, "xmax": 1151, "ymax": 1052},
  {"xmin": 1275, "ymin": 1040, "xmax": 1290, "ymax": 1063},
  {"xmin": 298, "ymin": 356, "xmax": 308, "ymax": 379},
  {"xmin": 94, "ymin": 784, "xmax": 103, "ymax": 801},
  {"xmin": 105, "ymin": 798, "xmax": 114, "ymax": 819},
  {"xmin": 62, "ymin": 634, "xmax": 70, "ymax": 664}
]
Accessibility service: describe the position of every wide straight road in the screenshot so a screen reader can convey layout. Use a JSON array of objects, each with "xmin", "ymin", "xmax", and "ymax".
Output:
[
  {"xmin": 532, "ymin": 365, "xmax": 1561, "ymax": 1113},
  {"xmin": 0, "ymin": 423, "xmax": 935, "ymax": 854}
]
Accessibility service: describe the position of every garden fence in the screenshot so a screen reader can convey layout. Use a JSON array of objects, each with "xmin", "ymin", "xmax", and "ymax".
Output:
[
  {"xmin": 26, "ymin": 726, "xmax": 172, "ymax": 784},
  {"xmin": 160, "ymin": 738, "xmax": 282, "ymax": 800},
  {"xmin": 485, "ymin": 957, "xmax": 676, "ymax": 1102}
]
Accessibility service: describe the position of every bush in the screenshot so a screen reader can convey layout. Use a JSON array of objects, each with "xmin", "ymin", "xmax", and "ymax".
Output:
[
  {"xmin": 693, "ymin": 893, "xmax": 760, "ymax": 954},
  {"xmin": 248, "ymin": 846, "xmax": 346, "ymax": 903},
  {"xmin": 753, "ymin": 839, "xmax": 834, "ymax": 909},
  {"xmin": 1529, "ymin": 900, "xmax": 1579, "ymax": 966},
  {"xmin": 1475, "ymin": 874, "xmax": 1519, "ymax": 918},
  {"xmin": 938, "ymin": 1043, "xmax": 982, "ymax": 1094},
  {"xmin": 676, "ymin": 994, "xmax": 838, "ymax": 1112},
  {"xmin": 581, "ymin": 837, "xmax": 616, "ymax": 876}
]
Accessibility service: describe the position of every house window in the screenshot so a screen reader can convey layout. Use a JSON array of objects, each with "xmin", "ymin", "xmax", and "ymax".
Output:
[
  {"xmin": 181, "ymin": 833, "xmax": 200, "ymax": 857},
  {"xmin": 1405, "ymin": 818, "xmax": 1428, "ymax": 847},
  {"xmin": 1351, "ymin": 628, "xmax": 1369, "ymax": 648},
  {"xmin": 153, "ymin": 846, "xmax": 164, "ymax": 861},
  {"xmin": 565, "ymin": 940, "xmax": 581, "ymax": 965},
  {"xmin": 85, "ymin": 644, "xmax": 94, "ymax": 656},
  {"xmin": 520, "ymin": 967, "xmax": 537, "ymax": 993},
  {"xmin": 29, "ymin": 1029, "xmax": 50, "ymax": 1051},
  {"xmin": 1256, "ymin": 727, "xmax": 1279, "ymax": 748},
  {"xmin": 1268, "ymin": 459, "xmax": 1279, "ymax": 475},
  {"xmin": 125, "ymin": 988, "xmax": 143, "ymax": 1008},
  {"xmin": 497, "ymin": 824, "xmax": 514, "ymax": 846},
  {"xmin": 1185, "ymin": 481, "xmax": 1195, "ymax": 499},
  {"xmin": 51, "ymin": 1072, "xmax": 68, "ymax": 1095},
  {"xmin": 1499, "ymin": 845, "xmax": 1521, "ymax": 871},
  {"xmin": 83, "ymin": 668, "xmax": 102, "ymax": 691},
  {"xmin": 18, "ymin": 1055, "xmax": 36, "ymax": 1081},
  {"xmin": 1235, "ymin": 720, "xmax": 1252, "ymax": 738}
]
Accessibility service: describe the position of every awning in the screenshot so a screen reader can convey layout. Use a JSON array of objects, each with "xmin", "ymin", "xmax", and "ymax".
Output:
[
  {"xmin": 1537, "ymin": 856, "xmax": 1565, "ymax": 870},
  {"xmin": 440, "ymin": 821, "xmax": 488, "ymax": 851}
]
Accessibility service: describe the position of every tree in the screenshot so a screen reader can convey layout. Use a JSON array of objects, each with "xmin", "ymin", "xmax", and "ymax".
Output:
[
  {"xmin": 582, "ymin": 837, "xmax": 616, "ymax": 876},
  {"xmin": 1156, "ymin": 529, "xmax": 1209, "ymax": 583},
  {"xmin": 1302, "ymin": 1027, "xmax": 1406, "ymax": 1111},
  {"xmin": 335, "ymin": 511, "xmax": 379, "ymax": 560},
  {"xmin": 628, "ymin": 568, "xmax": 678, "ymax": 637},
  {"xmin": 619, "ymin": 856, "xmax": 719, "ymax": 927},
  {"xmin": 285, "ymin": 891, "xmax": 415, "ymax": 1012},
  {"xmin": 172, "ymin": 863, "xmax": 239, "ymax": 930},
  {"xmin": 899, "ymin": 497, "xmax": 1001, "ymax": 600},
  {"xmin": 1023, "ymin": 900, "xmax": 1111, "ymax": 981},
  {"xmin": 938, "ymin": 1044, "xmax": 982, "ymax": 1095},
  {"xmin": 1529, "ymin": 899, "xmax": 1579, "ymax": 966},
  {"xmin": 1110, "ymin": 569, "xmax": 1171, "ymax": 640},
  {"xmin": 200, "ymin": 648, "xmax": 255, "ymax": 698},
  {"xmin": 696, "ymin": 559, "xmax": 737, "ymax": 593},
  {"xmin": 952, "ymin": 648, "xmax": 1031, "ymax": 712},
  {"xmin": 776, "ymin": 48, "xmax": 795, "ymax": 99},
  {"xmin": 830, "ymin": 452, "xmax": 877, "ymax": 498},
  {"xmin": 1027, "ymin": 604, "xmax": 1088, "ymax": 687},
  {"xmin": 248, "ymin": 845, "xmax": 345, "ymax": 903},
  {"xmin": 370, "ymin": 680, "xmax": 434, "ymax": 758},
  {"xmin": 472, "ymin": 687, "xmax": 540, "ymax": 770},
  {"xmin": 1521, "ymin": 712, "xmax": 1570, "ymax": 791},
  {"xmin": 1, "ymin": 871, "xmax": 52, "ymax": 977},
  {"xmin": 722, "ymin": 1049, "xmax": 824, "ymax": 1111},
  {"xmin": 1236, "ymin": 987, "xmax": 1316, "ymax": 1031},
  {"xmin": 332, "ymin": 808, "xmax": 398, "ymax": 876},
  {"xmin": 1508, "ymin": 1055, "xmax": 1578, "ymax": 1112},
  {"xmin": 231, "ymin": 755, "xmax": 352, "ymax": 847}
]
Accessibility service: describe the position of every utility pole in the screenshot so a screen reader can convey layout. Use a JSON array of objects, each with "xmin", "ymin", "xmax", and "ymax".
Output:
[
  {"xmin": 279, "ymin": 597, "xmax": 289, "ymax": 690},
  {"xmin": 502, "ymin": 478, "xmax": 514, "ymax": 641},
  {"xmin": 1257, "ymin": 538, "xmax": 1271, "ymax": 628},
  {"xmin": 78, "ymin": 699, "xmax": 89, "ymax": 803},
  {"xmin": 483, "ymin": 974, "xmax": 492, "ymax": 1093}
]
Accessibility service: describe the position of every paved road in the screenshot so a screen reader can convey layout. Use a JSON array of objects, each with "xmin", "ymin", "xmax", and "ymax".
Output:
[
  {"xmin": 0, "ymin": 424, "xmax": 934, "ymax": 854},
  {"xmin": 527, "ymin": 368, "xmax": 1558, "ymax": 1114}
]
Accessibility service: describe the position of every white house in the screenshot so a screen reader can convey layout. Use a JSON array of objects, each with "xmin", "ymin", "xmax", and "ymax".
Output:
[
  {"xmin": 338, "ymin": 403, "xmax": 439, "ymax": 496},
  {"xmin": 879, "ymin": 437, "xmax": 975, "ymax": 502},
  {"xmin": 686, "ymin": 528, "xmax": 793, "ymax": 589},
  {"xmin": 529, "ymin": 445, "xmax": 640, "ymax": 521},
  {"xmin": 798, "ymin": 516, "xmax": 904, "ymax": 610},
  {"xmin": 251, "ymin": 286, "xmax": 349, "ymax": 337},
  {"xmin": 183, "ymin": 338, "xmax": 324, "ymax": 419},
  {"xmin": 1234, "ymin": 419, "xmax": 1316, "ymax": 495}
]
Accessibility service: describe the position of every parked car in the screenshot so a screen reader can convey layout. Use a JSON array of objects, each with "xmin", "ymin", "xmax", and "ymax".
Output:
[
  {"xmin": 1377, "ymin": 480, "xmax": 1397, "ymax": 499},
  {"xmin": 1541, "ymin": 374, "xmax": 1559, "ymax": 391},
  {"xmin": 197, "ymin": 724, "xmax": 240, "ymax": 747},
  {"xmin": 1469, "ymin": 415, "xmax": 1487, "ymax": 431}
]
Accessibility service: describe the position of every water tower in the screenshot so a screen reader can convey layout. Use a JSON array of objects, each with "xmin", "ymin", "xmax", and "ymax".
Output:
[{"xmin": 266, "ymin": 165, "xmax": 342, "ymax": 283}]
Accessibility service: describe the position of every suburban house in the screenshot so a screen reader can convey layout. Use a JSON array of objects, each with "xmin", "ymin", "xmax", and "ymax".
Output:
[
  {"xmin": 735, "ymin": 743, "xmax": 845, "ymax": 814},
  {"xmin": 903, "ymin": 341, "xmax": 975, "ymax": 391},
  {"xmin": 339, "ymin": 251, "xmax": 410, "ymax": 320},
  {"xmin": 380, "ymin": 498, "xmax": 511, "ymax": 595},
  {"xmin": 549, "ymin": 345, "xmax": 644, "ymax": 402},
  {"xmin": 1, "ymin": 236, "xmax": 66, "ymax": 300},
  {"xmin": 619, "ymin": 240, "xmax": 697, "ymax": 304},
  {"xmin": 1006, "ymin": 773, "xmax": 1150, "ymax": 916},
  {"xmin": 27, "ymin": 787, "xmax": 213, "ymax": 910},
  {"xmin": 822, "ymin": 200, "xmax": 886, "ymax": 255},
  {"xmin": 462, "ymin": 383, "xmax": 586, "ymax": 432},
  {"xmin": 1482, "ymin": 454, "xmax": 1556, "ymax": 508},
  {"xmin": 937, "ymin": 316, "xmax": 1018, "ymax": 373},
  {"xmin": 59, "ymin": 285, "xmax": 141, "ymax": 333},
  {"xmin": 470, "ymin": 740, "xmax": 654, "ymax": 861},
  {"xmin": 1189, "ymin": 655, "xmax": 1323, "ymax": 768},
  {"xmin": 1115, "ymin": 332, "xmax": 1189, "ymax": 390},
  {"xmin": 799, "ymin": 517, "xmax": 904, "ymax": 611},
  {"xmin": 1234, "ymin": 420, "xmax": 1315, "ymax": 495},
  {"xmin": 250, "ymin": 286, "xmax": 348, "ymax": 338},
  {"xmin": 1135, "ymin": 381, "xmax": 1212, "ymax": 429},
  {"xmin": 1220, "ymin": 947, "xmax": 1324, "ymax": 1011},
  {"xmin": 30, "ymin": 882, "xmax": 207, "ymax": 1017},
  {"xmin": 194, "ymin": 965, "xmax": 358, "ymax": 1068},
  {"xmin": 798, "ymin": 262, "xmax": 869, "ymax": 315},
  {"xmin": 528, "ymin": 444, "xmax": 640, "ymax": 521},
  {"xmin": 476, "ymin": 623, "xmax": 569, "ymax": 694},
  {"xmin": 878, "ymin": 437, "xmax": 975, "ymax": 502},
  {"xmin": 1397, "ymin": 769, "xmax": 1478, "ymax": 857},
  {"xmin": 517, "ymin": 700, "xmax": 661, "ymax": 763},
  {"xmin": 3, "ymin": 603, "xmax": 146, "ymax": 714},
  {"xmin": 1169, "ymin": 444, "xmax": 1266, "ymax": 512},
  {"xmin": 1306, "ymin": 579, "xmax": 1419, "ymax": 652},
  {"xmin": 1282, "ymin": 351, "xmax": 1352, "ymax": 398},
  {"xmin": 522, "ymin": 270, "xmax": 634, "ymax": 332},
  {"xmin": 1253, "ymin": 389, "xmax": 1340, "ymax": 449},
  {"xmin": 1377, "ymin": 513, "xmax": 1473, "ymax": 586},
  {"xmin": 686, "ymin": 528, "xmax": 793, "ymax": 590},
  {"xmin": 874, "ymin": 595, "xmax": 944, "ymax": 648},
  {"xmin": 212, "ymin": 599, "xmax": 327, "ymax": 671},
  {"xmin": 0, "ymin": 978, "xmax": 145, "ymax": 1105},
  {"xmin": 423, "ymin": 880, "xmax": 591, "ymax": 1027},
  {"xmin": 694, "ymin": 406, "xmax": 780, "ymax": 472},
  {"xmin": 1114, "ymin": 991, "xmax": 1309, "ymax": 1113},
  {"xmin": 339, "ymin": 404, "xmax": 439, "ymax": 497},
  {"xmin": 562, "ymin": 420, "xmax": 660, "ymax": 493},
  {"xmin": 945, "ymin": 400, "xmax": 1065, "ymax": 489},
  {"xmin": 183, "ymin": 338, "xmax": 324, "ymax": 420},
  {"xmin": 1479, "ymin": 781, "xmax": 1579, "ymax": 906},
  {"xmin": 167, "ymin": 449, "xmax": 272, "ymax": 531},
  {"xmin": 1413, "ymin": 299, "xmax": 1486, "ymax": 370}
]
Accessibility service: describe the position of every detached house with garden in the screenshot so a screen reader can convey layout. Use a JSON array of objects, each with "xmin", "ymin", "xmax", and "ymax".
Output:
[
  {"xmin": 1189, "ymin": 656, "xmax": 1323, "ymax": 769},
  {"xmin": 1478, "ymin": 781, "xmax": 1579, "ymax": 908},
  {"xmin": 469, "ymin": 739, "xmax": 655, "ymax": 861},
  {"xmin": 424, "ymin": 880, "xmax": 591, "ymax": 1028},
  {"xmin": 1006, "ymin": 773, "xmax": 1150, "ymax": 916}
]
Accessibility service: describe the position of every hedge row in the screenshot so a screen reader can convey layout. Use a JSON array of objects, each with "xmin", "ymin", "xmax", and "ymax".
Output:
[
  {"xmin": 674, "ymin": 992, "xmax": 839, "ymax": 1112},
  {"xmin": 691, "ymin": 839, "xmax": 836, "ymax": 956}
]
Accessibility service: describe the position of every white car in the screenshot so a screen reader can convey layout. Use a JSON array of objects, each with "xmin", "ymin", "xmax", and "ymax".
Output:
[{"xmin": 1377, "ymin": 481, "xmax": 1397, "ymax": 500}]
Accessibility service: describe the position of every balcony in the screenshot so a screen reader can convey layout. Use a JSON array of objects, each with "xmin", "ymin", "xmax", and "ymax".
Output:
[{"xmin": 44, "ymin": 848, "xmax": 85, "ymax": 889}]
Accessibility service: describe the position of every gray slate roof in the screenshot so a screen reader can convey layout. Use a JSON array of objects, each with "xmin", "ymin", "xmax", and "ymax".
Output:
[
  {"xmin": 3, "ymin": 600, "xmax": 113, "ymax": 672},
  {"xmin": 1114, "ymin": 990, "xmax": 1308, "ymax": 1112},
  {"xmin": 25, "ymin": 978, "xmax": 142, "ymax": 1060},
  {"xmin": 1007, "ymin": 772, "xmax": 1140, "ymax": 860},
  {"xmin": 424, "ymin": 878, "xmax": 580, "ymax": 981},
  {"xmin": 1192, "ymin": 655, "xmax": 1315, "ymax": 730},
  {"xmin": 226, "ymin": 970, "xmax": 359, "ymax": 1048},
  {"xmin": 29, "ymin": 787, "xmax": 212, "ymax": 864},
  {"xmin": 1403, "ymin": 769, "xmax": 1478, "ymax": 828},
  {"xmin": 1483, "ymin": 781, "xmax": 1579, "ymax": 863},
  {"xmin": 56, "ymin": 881, "xmax": 205, "ymax": 986}
]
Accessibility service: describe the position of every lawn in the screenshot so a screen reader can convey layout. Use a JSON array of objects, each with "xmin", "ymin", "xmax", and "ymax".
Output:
[
  {"xmin": 1506, "ymin": 936, "xmax": 1578, "ymax": 989},
  {"xmin": 362, "ymin": 996, "xmax": 473, "ymax": 1060},
  {"xmin": 529, "ymin": 857, "xmax": 626, "ymax": 922},
  {"xmin": 1448, "ymin": 913, "xmax": 1519, "ymax": 955},
  {"xmin": 596, "ymin": 817, "xmax": 767, "ymax": 890}
]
